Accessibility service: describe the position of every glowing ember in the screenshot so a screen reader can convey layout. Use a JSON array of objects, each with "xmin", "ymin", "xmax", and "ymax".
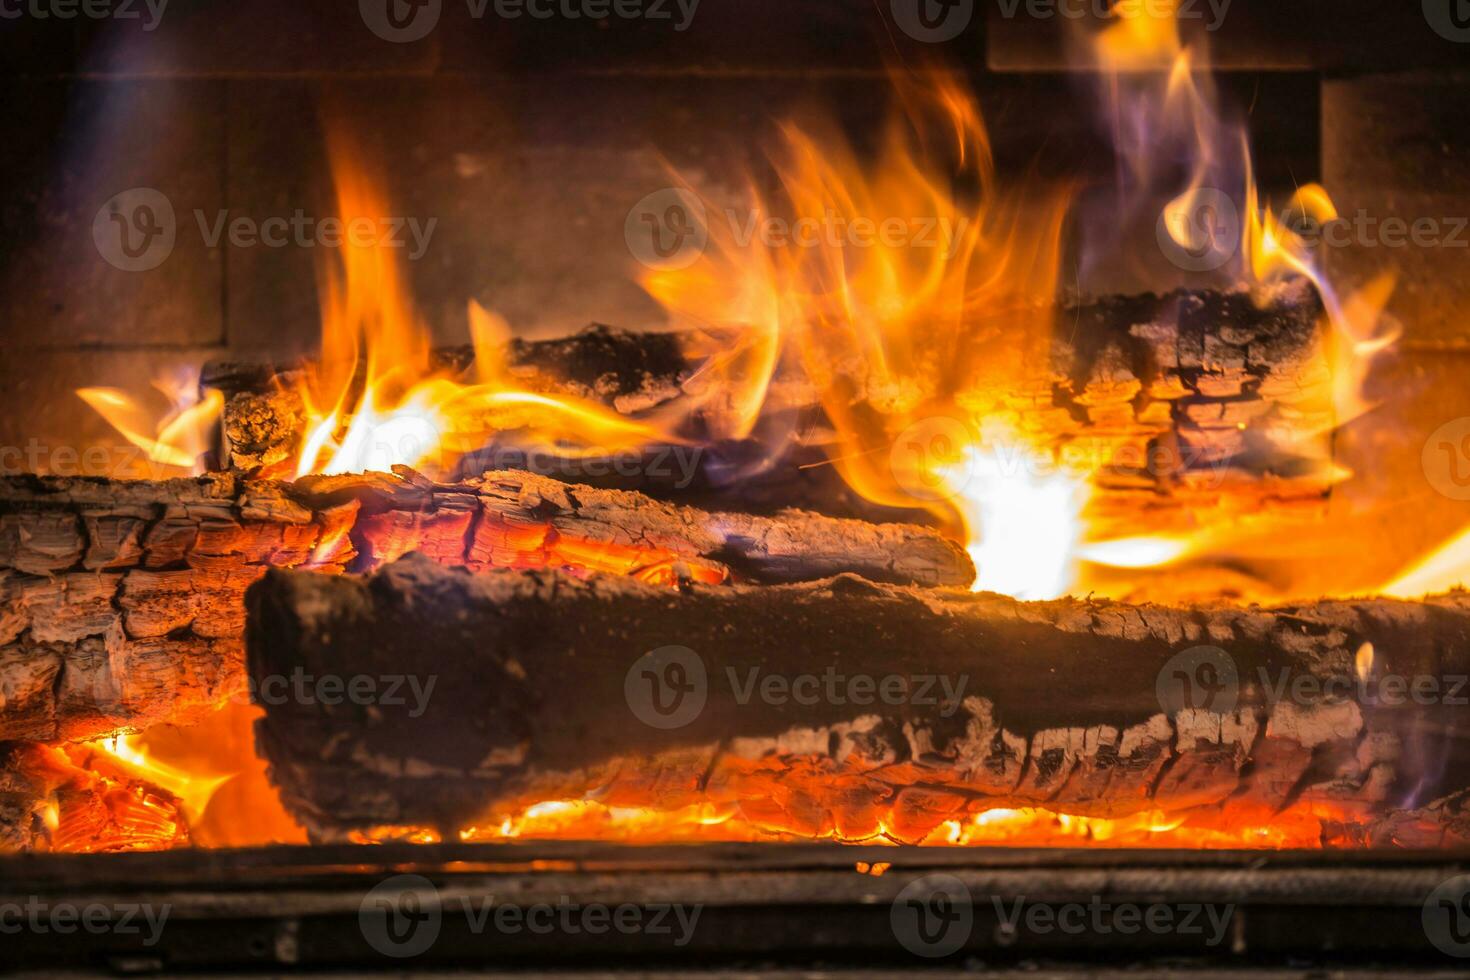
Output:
[
  {"xmin": 416, "ymin": 796, "xmax": 1365, "ymax": 851},
  {"xmin": 87, "ymin": 733, "xmax": 231, "ymax": 826},
  {"xmin": 10, "ymin": 744, "xmax": 190, "ymax": 854}
]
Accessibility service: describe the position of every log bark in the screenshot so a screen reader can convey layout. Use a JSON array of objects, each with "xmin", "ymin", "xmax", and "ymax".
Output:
[
  {"xmin": 209, "ymin": 286, "xmax": 1331, "ymax": 528},
  {"xmin": 0, "ymin": 473, "xmax": 357, "ymax": 743},
  {"xmin": 246, "ymin": 553, "xmax": 1470, "ymax": 843},
  {"xmin": 1, "ymin": 469, "xmax": 971, "ymax": 742}
]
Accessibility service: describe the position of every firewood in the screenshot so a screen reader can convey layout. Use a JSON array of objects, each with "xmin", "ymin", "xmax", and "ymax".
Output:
[
  {"xmin": 246, "ymin": 554, "xmax": 1470, "ymax": 842},
  {"xmin": 1366, "ymin": 790, "xmax": 1470, "ymax": 849},
  {"xmin": 208, "ymin": 286, "xmax": 1331, "ymax": 528},
  {"xmin": 1, "ymin": 469, "xmax": 971, "ymax": 742}
]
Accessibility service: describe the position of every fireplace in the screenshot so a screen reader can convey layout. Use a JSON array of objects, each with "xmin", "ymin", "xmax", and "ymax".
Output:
[{"xmin": 4, "ymin": 0, "xmax": 1470, "ymax": 972}]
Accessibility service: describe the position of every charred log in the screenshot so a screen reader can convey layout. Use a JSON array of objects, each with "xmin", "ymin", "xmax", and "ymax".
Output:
[{"xmin": 246, "ymin": 554, "xmax": 1470, "ymax": 843}]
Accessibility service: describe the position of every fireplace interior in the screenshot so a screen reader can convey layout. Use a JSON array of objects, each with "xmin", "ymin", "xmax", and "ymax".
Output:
[{"xmin": 3, "ymin": 0, "xmax": 1470, "ymax": 973}]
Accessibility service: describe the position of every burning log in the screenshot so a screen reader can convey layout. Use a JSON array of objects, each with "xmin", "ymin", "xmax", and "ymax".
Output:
[
  {"xmin": 203, "ymin": 325, "xmax": 690, "ymax": 475},
  {"xmin": 246, "ymin": 554, "xmax": 1470, "ymax": 843},
  {"xmin": 1, "ymin": 469, "xmax": 970, "ymax": 742},
  {"xmin": 422, "ymin": 468, "xmax": 973, "ymax": 588},
  {"xmin": 208, "ymin": 285, "xmax": 1331, "ymax": 527},
  {"xmin": 291, "ymin": 467, "xmax": 972, "ymax": 587}
]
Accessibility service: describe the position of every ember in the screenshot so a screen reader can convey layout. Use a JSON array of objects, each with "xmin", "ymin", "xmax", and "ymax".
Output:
[{"xmin": 2, "ymin": 744, "xmax": 189, "ymax": 854}]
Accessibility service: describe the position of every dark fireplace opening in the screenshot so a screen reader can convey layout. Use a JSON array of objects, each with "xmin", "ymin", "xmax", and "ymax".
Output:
[{"xmin": 3, "ymin": 0, "xmax": 1470, "ymax": 973}]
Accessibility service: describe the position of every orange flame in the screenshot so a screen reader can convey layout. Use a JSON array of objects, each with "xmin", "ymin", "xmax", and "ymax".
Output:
[
  {"xmin": 641, "ymin": 73, "xmax": 1078, "ymax": 597},
  {"xmin": 76, "ymin": 368, "xmax": 222, "ymax": 477},
  {"xmin": 86, "ymin": 733, "xmax": 231, "ymax": 826},
  {"xmin": 289, "ymin": 130, "xmax": 674, "ymax": 481}
]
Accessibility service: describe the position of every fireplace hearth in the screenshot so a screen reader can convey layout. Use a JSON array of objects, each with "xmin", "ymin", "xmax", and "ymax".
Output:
[
  {"xmin": 4, "ymin": 0, "xmax": 1470, "ymax": 973},
  {"xmin": 2, "ymin": 844, "xmax": 1468, "ymax": 972}
]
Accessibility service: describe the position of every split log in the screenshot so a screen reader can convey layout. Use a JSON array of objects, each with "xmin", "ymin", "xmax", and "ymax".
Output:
[
  {"xmin": 208, "ymin": 285, "xmax": 1331, "ymax": 529},
  {"xmin": 1, "ymin": 470, "xmax": 970, "ymax": 742},
  {"xmin": 246, "ymin": 553, "xmax": 1470, "ymax": 843}
]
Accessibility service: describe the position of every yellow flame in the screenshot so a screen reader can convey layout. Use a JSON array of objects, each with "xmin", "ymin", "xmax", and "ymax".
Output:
[
  {"xmin": 1079, "ymin": 536, "xmax": 1192, "ymax": 570},
  {"xmin": 642, "ymin": 73, "xmax": 1075, "ymax": 597},
  {"xmin": 1382, "ymin": 525, "xmax": 1470, "ymax": 598},
  {"xmin": 1093, "ymin": 0, "xmax": 1182, "ymax": 71},
  {"xmin": 88, "ymin": 733, "xmax": 232, "ymax": 826},
  {"xmin": 1355, "ymin": 642, "xmax": 1375, "ymax": 684},
  {"xmin": 286, "ymin": 127, "xmax": 676, "ymax": 480},
  {"xmin": 939, "ymin": 440, "xmax": 1090, "ymax": 600},
  {"xmin": 77, "ymin": 371, "xmax": 222, "ymax": 476}
]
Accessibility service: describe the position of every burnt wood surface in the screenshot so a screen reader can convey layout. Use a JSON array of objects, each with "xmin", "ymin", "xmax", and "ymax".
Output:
[
  {"xmin": 247, "ymin": 554, "xmax": 1470, "ymax": 843},
  {"xmin": 0, "ymin": 473, "xmax": 355, "ymax": 743}
]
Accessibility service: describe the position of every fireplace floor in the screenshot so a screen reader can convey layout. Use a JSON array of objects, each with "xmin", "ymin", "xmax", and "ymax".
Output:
[{"xmin": 3, "ymin": 843, "xmax": 1468, "ymax": 973}]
